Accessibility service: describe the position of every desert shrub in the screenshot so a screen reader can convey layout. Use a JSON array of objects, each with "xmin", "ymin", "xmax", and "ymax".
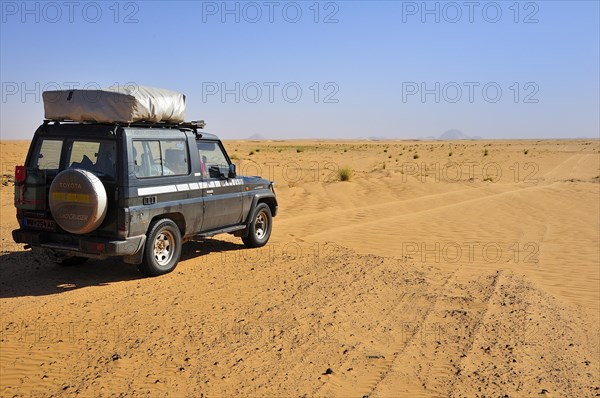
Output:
[
  {"xmin": 338, "ymin": 167, "xmax": 352, "ymax": 182},
  {"xmin": 413, "ymin": 154, "xmax": 419, "ymax": 159}
]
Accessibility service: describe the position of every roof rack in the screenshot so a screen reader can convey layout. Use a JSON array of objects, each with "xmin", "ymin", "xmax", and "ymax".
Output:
[{"xmin": 43, "ymin": 119, "xmax": 206, "ymax": 131}]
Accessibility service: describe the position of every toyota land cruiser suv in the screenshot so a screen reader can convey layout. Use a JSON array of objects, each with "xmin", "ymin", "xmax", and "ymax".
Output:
[{"xmin": 12, "ymin": 120, "xmax": 277, "ymax": 276}]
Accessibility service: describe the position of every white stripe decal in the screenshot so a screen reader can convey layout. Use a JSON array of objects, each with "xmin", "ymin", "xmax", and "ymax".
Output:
[
  {"xmin": 137, "ymin": 178, "xmax": 245, "ymax": 196},
  {"xmin": 138, "ymin": 185, "xmax": 177, "ymax": 196}
]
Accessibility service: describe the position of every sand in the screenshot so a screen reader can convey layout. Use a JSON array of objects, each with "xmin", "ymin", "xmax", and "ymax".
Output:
[{"xmin": 1, "ymin": 138, "xmax": 599, "ymax": 397}]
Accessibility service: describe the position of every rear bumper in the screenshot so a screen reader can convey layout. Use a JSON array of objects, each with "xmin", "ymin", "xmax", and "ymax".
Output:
[{"xmin": 12, "ymin": 229, "xmax": 146, "ymax": 259}]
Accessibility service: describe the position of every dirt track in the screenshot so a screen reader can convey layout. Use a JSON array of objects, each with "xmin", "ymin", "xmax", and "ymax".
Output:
[{"xmin": 1, "ymin": 139, "xmax": 599, "ymax": 397}]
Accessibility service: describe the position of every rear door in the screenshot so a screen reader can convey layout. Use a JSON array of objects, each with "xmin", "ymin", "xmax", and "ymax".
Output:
[{"xmin": 197, "ymin": 140, "xmax": 243, "ymax": 231}]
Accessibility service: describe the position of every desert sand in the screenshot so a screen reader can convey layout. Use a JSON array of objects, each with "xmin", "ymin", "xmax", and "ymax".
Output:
[{"xmin": 1, "ymin": 138, "xmax": 599, "ymax": 397}]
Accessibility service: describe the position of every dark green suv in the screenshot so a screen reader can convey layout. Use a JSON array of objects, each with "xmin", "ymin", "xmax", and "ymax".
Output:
[{"xmin": 12, "ymin": 120, "xmax": 277, "ymax": 276}]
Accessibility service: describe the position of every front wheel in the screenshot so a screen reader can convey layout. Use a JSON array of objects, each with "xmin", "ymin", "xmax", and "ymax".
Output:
[
  {"xmin": 138, "ymin": 219, "xmax": 182, "ymax": 277},
  {"xmin": 242, "ymin": 203, "xmax": 273, "ymax": 248}
]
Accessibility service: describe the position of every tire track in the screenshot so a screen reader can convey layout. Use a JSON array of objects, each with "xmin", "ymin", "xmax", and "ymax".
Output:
[{"xmin": 301, "ymin": 182, "xmax": 555, "ymax": 241}]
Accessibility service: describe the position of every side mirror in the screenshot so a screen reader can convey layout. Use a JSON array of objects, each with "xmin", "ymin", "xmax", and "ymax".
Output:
[{"xmin": 228, "ymin": 163, "xmax": 237, "ymax": 178}]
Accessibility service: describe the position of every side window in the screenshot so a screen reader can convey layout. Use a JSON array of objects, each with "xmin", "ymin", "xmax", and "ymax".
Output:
[
  {"xmin": 32, "ymin": 139, "xmax": 62, "ymax": 170},
  {"xmin": 68, "ymin": 140, "xmax": 117, "ymax": 179},
  {"xmin": 197, "ymin": 141, "xmax": 229, "ymax": 179},
  {"xmin": 133, "ymin": 140, "xmax": 188, "ymax": 178},
  {"xmin": 162, "ymin": 141, "xmax": 189, "ymax": 176}
]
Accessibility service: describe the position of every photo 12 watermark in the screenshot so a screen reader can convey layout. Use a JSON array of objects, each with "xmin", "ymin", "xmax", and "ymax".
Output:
[
  {"xmin": 235, "ymin": 160, "xmax": 342, "ymax": 184},
  {"xmin": 1, "ymin": 81, "xmax": 141, "ymax": 104},
  {"xmin": 0, "ymin": 320, "xmax": 124, "ymax": 344},
  {"xmin": 218, "ymin": 241, "xmax": 344, "ymax": 267},
  {"xmin": 399, "ymin": 241, "xmax": 540, "ymax": 264},
  {"xmin": 401, "ymin": 1, "xmax": 540, "ymax": 24},
  {"xmin": 400, "ymin": 161, "xmax": 540, "ymax": 184},
  {"xmin": 1, "ymin": 1, "xmax": 140, "ymax": 24},
  {"xmin": 198, "ymin": 315, "xmax": 338, "ymax": 348},
  {"xmin": 402, "ymin": 82, "xmax": 540, "ymax": 104},
  {"xmin": 200, "ymin": 1, "xmax": 339, "ymax": 23},
  {"xmin": 201, "ymin": 81, "xmax": 340, "ymax": 104}
]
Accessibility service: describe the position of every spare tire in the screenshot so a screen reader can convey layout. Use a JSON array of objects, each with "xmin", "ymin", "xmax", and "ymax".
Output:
[{"xmin": 49, "ymin": 169, "xmax": 108, "ymax": 234}]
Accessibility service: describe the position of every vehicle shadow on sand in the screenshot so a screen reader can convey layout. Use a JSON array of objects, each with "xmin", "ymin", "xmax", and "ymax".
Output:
[
  {"xmin": 0, "ymin": 238, "xmax": 245, "ymax": 299},
  {"xmin": 180, "ymin": 237, "xmax": 245, "ymax": 261}
]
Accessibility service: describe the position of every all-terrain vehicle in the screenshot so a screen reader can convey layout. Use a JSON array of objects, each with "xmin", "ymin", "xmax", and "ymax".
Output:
[{"xmin": 12, "ymin": 86, "xmax": 277, "ymax": 276}]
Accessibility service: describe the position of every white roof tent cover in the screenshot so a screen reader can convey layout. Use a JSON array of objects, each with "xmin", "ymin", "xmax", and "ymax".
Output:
[{"xmin": 43, "ymin": 85, "xmax": 186, "ymax": 124}]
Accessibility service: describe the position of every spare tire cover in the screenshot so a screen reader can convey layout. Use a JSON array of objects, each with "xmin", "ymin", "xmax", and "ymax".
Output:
[{"xmin": 49, "ymin": 169, "xmax": 108, "ymax": 234}]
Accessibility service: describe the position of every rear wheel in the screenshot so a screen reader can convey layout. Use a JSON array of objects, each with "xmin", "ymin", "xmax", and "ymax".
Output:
[
  {"xmin": 242, "ymin": 203, "xmax": 272, "ymax": 248},
  {"xmin": 138, "ymin": 219, "xmax": 182, "ymax": 277}
]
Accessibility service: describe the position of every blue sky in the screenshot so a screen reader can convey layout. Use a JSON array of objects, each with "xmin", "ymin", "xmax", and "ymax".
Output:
[{"xmin": 1, "ymin": 0, "xmax": 598, "ymax": 139}]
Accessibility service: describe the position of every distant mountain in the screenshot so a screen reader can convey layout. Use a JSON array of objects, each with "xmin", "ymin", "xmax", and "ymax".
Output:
[
  {"xmin": 247, "ymin": 133, "xmax": 267, "ymax": 140},
  {"xmin": 439, "ymin": 129, "xmax": 467, "ymax": 140},
  {"xmin": 438, "ymin": 129, "xmax": 481, "ymax": 140}
]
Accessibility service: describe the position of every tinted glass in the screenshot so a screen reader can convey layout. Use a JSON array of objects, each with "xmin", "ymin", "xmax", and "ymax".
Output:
[
  {"xmin": 198, "ymin": 141, "xmax": 229, "ymax": 179},
  {"xmin": 68, "ymin": 140, "xmax": 116, "ymax": 179},
  {"xmin": 134, "ymin": 140, "xmax": 188, "ymax": 178},
  {"xmin": 32, "ymin": 139, "xmax": 62, "ymax": 170}
]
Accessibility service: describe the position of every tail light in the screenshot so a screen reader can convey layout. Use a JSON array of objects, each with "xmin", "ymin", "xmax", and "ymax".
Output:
[{"xmin": 15, "ymin": 166, "xmax": 27, "ymax": 183}]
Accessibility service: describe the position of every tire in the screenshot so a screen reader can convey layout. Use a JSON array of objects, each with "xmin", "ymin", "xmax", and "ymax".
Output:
[
  {"xmin": 242, "ymin": 203, "xmax": 273, "ymax": 248},
  {"xmin": 138, "ymin": 219, "xmax": 182, "ymax": 277},
  {"xmin": 49, "ymin": 168, "xmax": 108, "ymax": 234}
]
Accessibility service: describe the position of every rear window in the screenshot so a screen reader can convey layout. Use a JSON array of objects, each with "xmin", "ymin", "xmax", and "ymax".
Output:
[
  {"xmin": 67, "ymin": 140, "xmax": 116, "ymax": 179},
  {"xmin": 31, "ymin": 139, "xmax": 62, "ymax": 170},
  {"xmin": 30, "ymin": 138, "xmax": 117, "ymax": 179}
]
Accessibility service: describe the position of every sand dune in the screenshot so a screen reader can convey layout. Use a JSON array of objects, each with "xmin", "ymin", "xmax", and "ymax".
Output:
[{"xmin": 1, "ymin": 139, "xmax": 599, "ymax": 397}]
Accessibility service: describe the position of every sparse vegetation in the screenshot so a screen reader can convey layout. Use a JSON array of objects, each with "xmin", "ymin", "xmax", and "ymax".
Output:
[
  {"xmin": 1, "ymin": 174, "xmax": 15, "ymax": 187},
  {"xmin": 449, "ymin": 152, "xmax": 453, "ymax": 157},
  {"xmin": 230, "ymin": 154, "xmax": 240, "ymax": 160},
  {"xmin": 338, "ymin": 167, "xmax": 352, "ymax": 182},
  {"xmin": 413, "ymin": 154, "xmax": 419, "ymax": 159},
  {"xmin": 524, "ymin": 149, "xmax": 529, "ymax": 155},
  {"xmin": 249, "ymin": 151, "xmax": 254, "ymax": 156},
  {"xmin": 484, "ymin": 149, "xmax": 488, "ymax": 156},
  {"xmin": 296, "ymin": 148, "xmax": 303, "ymax": 153}
]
